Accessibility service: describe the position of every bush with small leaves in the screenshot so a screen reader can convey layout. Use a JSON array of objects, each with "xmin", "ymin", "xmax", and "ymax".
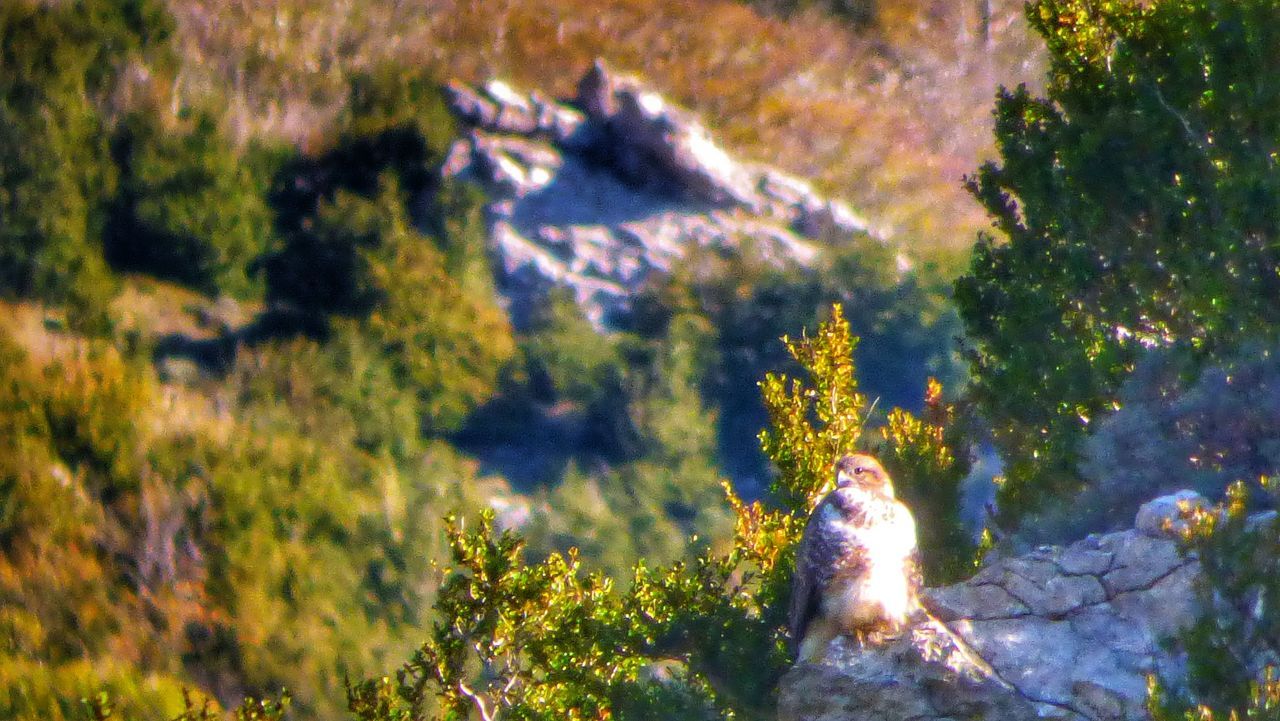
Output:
[
  {"xmin": 0, "ymin": 0, "xmax": 172, "ymax": 329},
  {"xmin": 105, "ymin": 111, "xmax": 278, "ymax": 298},
  {"xmin": 268, "ymin": 177, "xmax": 515, "ymax": 433},
  {"xmin": 1148, "ymin": 481, "xmax": 1280, "ymax": 720}
]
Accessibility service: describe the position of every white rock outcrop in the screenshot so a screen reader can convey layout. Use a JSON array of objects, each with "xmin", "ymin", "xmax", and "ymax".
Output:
[
  {"xmin": 441, "ymin": 61, "xmax": 879, "ymax": 327},
  {"xmin": 779, "ymin": 491, "xmax": 1216, "ymax": 721}
]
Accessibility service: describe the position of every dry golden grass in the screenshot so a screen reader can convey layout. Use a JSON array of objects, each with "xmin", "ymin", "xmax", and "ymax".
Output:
[
  {"xmin": 166, "ymin": 0, "xmax": 1043, "ymax": 258},
  {"xmin": 0, "ymin": 283, "xmax": 244, "ymax": 446},
  {"xmin": 111, "ymin": 276, "xmax": 261, "ymax": 341}
]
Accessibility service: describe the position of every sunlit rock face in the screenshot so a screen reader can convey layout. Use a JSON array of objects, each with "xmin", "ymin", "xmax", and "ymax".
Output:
[
  {"xmin": 440, "ymin": 60, "xmax": 878, "ymax": 328},
  {"xmin": 780, "ymin": 491, "xmax": 1214, "ymax": 721}
]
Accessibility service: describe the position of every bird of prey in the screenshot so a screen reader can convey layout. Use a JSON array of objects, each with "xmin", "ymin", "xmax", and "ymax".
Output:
[{"xmin": 788, "ymin": 453, "xmax": 922, "ymax": 662}]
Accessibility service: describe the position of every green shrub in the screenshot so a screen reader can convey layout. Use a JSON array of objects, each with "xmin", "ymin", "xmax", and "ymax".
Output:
[
  {"xmin": 0, "ymin": 0, "xmax": 171, "ymax": 326},
  {"xmin": 956, "ymin": 0, "xmax": 1280, "ymax": 529},
  {"xmin": 523, "ymin": 311, "xmax": 733, "ymax": 577},
  {"xmin": 267, "ymin": 69, "xmax": 456, "ymax": 250},
  {"xmin": 0, "ymin": 329, "xmax": 155, "ymax": 665},
  {"xmin": 521, "ymin": 291, "xmax": 624, "ymax": 408},
  {"xmin": 268, "ymin": 178, "xmax": 515, "ymax": 432},
  {"xmin": 0, "ymin": 657, "xmax": 192, "ymax": 721},
  {"xmin": 105, "ymin": 111, "xmax": 278, "ymax": 298},
  {"xmin": 878, "ymin": 378, "xmax": 976, "ymax": 584},
  {"xmin": 1008, "ymin": 343, "xmax": 1280, "ymax": 544},
  {"xmin": 343, "ymin": 65, "xmax": 458, "ymax": 166},
  {"xmin": 0, "ymin": 313, "xmax": 506, "ymax": 720}
]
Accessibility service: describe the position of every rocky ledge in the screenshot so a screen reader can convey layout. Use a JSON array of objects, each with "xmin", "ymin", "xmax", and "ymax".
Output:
[
  {"xmin": 441, "ymin": 61, "xmax": 881, "ymax": 327},
  {"xmin": 778, "ymin": 492, "xmax": 1213, "ymax": 721}
]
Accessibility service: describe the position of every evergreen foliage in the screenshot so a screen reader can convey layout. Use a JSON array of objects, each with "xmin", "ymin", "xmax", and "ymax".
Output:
[
  {"xmin": 268, "ymin": 177, "xmax": 515, "ymax": 433},
  {"xmin": 523, "ymin": 310, "xmax": 734, "ymax": 577},
  {"xmin": 1012, "ymin": 343, "xmax": 1280, "ymax": 544},
  {"xmin": 0, "ymin": 316, "xmax": 509, "ymax": 720},
  {"xmin": 105, "ymin": 111, "xmax": 278, "ymax": 298},
  {"xmin": 879, "ymin": 379, "xmax": 976, "ymax": 583},
  {"xmin": 956, "ymin": 0, "xmax": 1280, "ymax": 529},
  {"xmin": 0, "ymin": 0, "xmax": 170, "ymax": 327}
]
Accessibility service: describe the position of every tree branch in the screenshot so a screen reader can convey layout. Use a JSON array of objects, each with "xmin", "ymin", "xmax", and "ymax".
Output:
[{"xmin": 457, "ymin": 682, "xmax": 496, "ymax": 721}]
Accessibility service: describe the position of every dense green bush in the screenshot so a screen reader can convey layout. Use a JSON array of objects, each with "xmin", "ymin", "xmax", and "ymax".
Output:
[
  {"xmin": 0, "ymin": 311, "xmax": 509, "ymax": 720},
  {"xmin": 0, "ymin": 330, "xmax": 154, "ymax": 666},
  {"xmin": 521, "ymin": 291, "xmax": 626, "ymax": 409},
  {"xmin": 266, "ymin": 69, "xmax": 457, "ymax": 252},
  {"xmin": 105, "ymin": 111, "xmax": 278, "ymax": 298},
  {"xmin": 0, "ymin": 658, "xmax": 192, "ymax": 721},
  {"xmin": 956, "ymin": 0, "xmax": 1280, "ymax": 529},
  {"xmin": 0, "ymin": 0, "xmax": 172, "ymax": 327},
  {"xmin": 268, "ymin": 178, "xmax": 515, "ymax": 432},
  {"xmin": 262, "ymin": 73, "xmax": 516, "ymax": 434},
  {"xmin": 524, "ymin": 311, "xmax": 734, "ymax": 577}
]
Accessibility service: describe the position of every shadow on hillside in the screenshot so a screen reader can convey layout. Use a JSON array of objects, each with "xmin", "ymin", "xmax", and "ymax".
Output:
[
  {"xmin": 507, "ymin": 154, "xmax": 705, "ymax": 231},
  {"xmin": 452, "ymin": 395, "xmax": 627, "ymax": 492},
  {"xmin": 152, "ymin": 308, "xmax": 326, "ymax": 376},
  {"xmin": 152, "ymin": 122, "xmax": 443, "ymax": 377}
]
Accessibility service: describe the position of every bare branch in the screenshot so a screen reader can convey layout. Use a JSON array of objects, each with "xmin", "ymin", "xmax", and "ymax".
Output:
[{"xmin": 457, "ymin": 682, "xmax": 497, "ymax": 721}]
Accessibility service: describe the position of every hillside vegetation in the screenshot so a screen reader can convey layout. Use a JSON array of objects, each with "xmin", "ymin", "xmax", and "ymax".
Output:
[
  {"xmin": 0, "ymin": 0, "xmax": 970, "ymax": 717},
  {"xmin": 6, "ymin": 0, "xmax": 1280, "ymax": 720}
]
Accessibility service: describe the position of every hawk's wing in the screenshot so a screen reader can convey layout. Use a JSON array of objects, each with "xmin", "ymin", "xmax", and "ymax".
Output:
[
  {"xmin": 787, "ymin": 520, "xmax": 822, "ymax": 659},
  {"xmin": 787, "ymin": 499, "xmax": 868, "ymax": 658}
]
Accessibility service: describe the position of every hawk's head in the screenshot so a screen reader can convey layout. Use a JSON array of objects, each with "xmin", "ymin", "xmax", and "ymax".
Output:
[{"xmin": 834, "ymin": 454, "xmax": 893, "ymax": 497}]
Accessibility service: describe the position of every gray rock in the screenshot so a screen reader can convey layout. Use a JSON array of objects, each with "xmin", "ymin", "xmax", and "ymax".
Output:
[
  {"xmin": 777, "ymin": 616, "xmax": 1045, "ymax": 721},
  {"xmin": 1100, "ymin": 531, "xmax": 1187, "ymax": 596},
  {"xmin": 1134, "ymin": 490, "xmax": 1209, "ymax": 538},
  {"xmin": 576, "ymin": 58, "xmax": 624, "ymax": 120},
  {"xmin": 439, "ymin": 62, "xmax": 879, "ymax": 328},
  {"xmin": 444, "ymin": 80, "xmax": 499, "ymax": 127}
]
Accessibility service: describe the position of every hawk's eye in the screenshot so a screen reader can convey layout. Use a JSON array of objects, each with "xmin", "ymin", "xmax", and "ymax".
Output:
[{"xmin": 854, "ymin": 466, "xmax": 865, "ymax": 474}]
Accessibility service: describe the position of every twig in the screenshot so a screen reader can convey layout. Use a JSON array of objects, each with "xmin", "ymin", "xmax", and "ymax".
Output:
[
  {"xmin": 457, "ymin": 682, "xmax": 496, "ymax": 721},
  {"xmin": 1148, "ymin": 81, "xmax": 1214, "ymax": 164},
  {"xmin": 862, "ymin": 396, "xmax": 881, "ymax": 427}
]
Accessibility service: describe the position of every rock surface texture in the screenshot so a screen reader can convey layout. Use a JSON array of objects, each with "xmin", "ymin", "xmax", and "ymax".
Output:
[
  {"xmin": 778, "ymin": 492, "xmax": 1210, "ymax": 721},
  {"xmin": 441, "ymin": 61, "xmax": 880, "ymax": 327}
]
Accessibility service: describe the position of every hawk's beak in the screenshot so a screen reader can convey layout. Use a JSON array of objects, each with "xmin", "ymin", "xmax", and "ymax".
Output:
[{"xmin": 836, "ymin": 471, "xmax": 854, "ymax": 488}]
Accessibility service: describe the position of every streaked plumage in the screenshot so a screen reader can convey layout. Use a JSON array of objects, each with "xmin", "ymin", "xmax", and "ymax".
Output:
[{"xmin": 788, "ymin": 454, "xmax": 922, "ymax": 662}]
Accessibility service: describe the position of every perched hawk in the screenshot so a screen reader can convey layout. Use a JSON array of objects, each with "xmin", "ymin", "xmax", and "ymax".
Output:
[{"xmin": 788, "ymin": 454, "xmax": 922, "ymax": 662}]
